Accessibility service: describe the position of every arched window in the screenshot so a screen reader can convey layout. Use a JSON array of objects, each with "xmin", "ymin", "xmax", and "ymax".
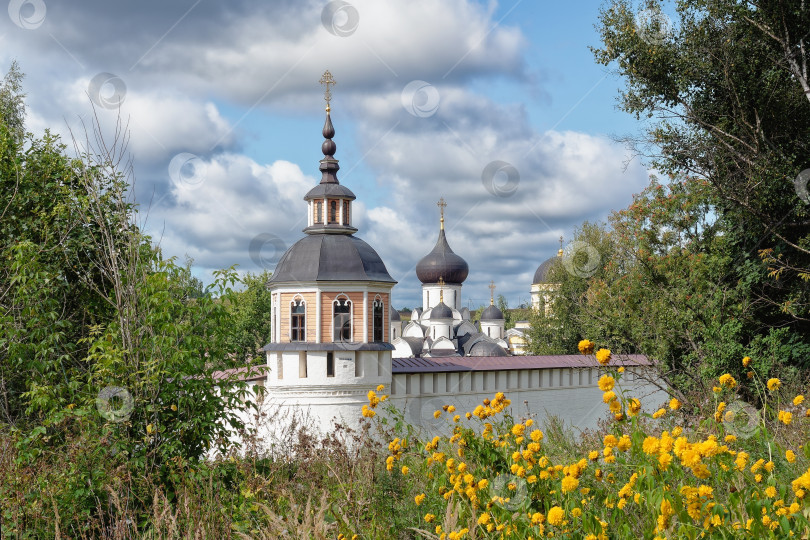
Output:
[
  {"xmin": 333, "ymin": 296, "xmax": 352, "ymax": 341},
  {"xmin": 342, "ymin": 200, "xmax": 350, "ymax": 225},
  {"xmin": 372, "ymin": 298, "xmax": 384, "ymax": 342},
  {"xmin": 290, "ymin": 297, "xmax": 306, "ymax": 342},
  {"xmin": 329, "ymin": 200, "xmax": 338, "ymax": 223},
  {"xmin": 314, "ymin": 201, "xmax": 323, "ymax": 224}
]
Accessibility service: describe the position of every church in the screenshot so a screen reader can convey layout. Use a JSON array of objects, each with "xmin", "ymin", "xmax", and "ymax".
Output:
[
  {"xmin": 389, "ymin": 198, "xmax": 511, "ymax": 360},
  {"xmin": 247, "ymin": 72, "xmax": 669, "ymax": 437}
]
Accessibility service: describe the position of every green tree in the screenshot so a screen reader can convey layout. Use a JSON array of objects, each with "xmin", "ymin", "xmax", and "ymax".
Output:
[
  {"xmin": 0, "ymin": 60, "xmax": 25, "ymax": 140},
  {"xmin": 0, "ymin": 66, "xmax": 251, "ymax": 530},
  {"xmin": 584, "ymin": 0, "xmax": 810, "ymax": 383},
  {"xmin": 526, "ymin": 222, "xmax": 614, "ymax": 355},
  {"xmin": 225, "ymin": 270, "xmax": 274, "ymax": 361}
]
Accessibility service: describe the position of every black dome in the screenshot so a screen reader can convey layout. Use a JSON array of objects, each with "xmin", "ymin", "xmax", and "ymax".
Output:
[
  {"xmin": 269, "ymin": 234, "xmax": 396, "ymax": 283},
  {"xmin": 480, "ymin": 304, "xmax": 504, "ymax": 321},
  {"xmin": 390, "ymin": 305, "xmax": 401, "ymax": 321},
  {"xmin": 470, "ymin": 341, "xmax": 508, "ymax": 357},
  {"xmin": 533, "ymin": 256, "xmax": 560, "ymax": 284},
  {"xmin": 430, "ymin": 301, "xmax": 453, "ymax": 319},
  {"xmin": 415, "ymin": 229, "xmax": 469, "ymax": 284}
]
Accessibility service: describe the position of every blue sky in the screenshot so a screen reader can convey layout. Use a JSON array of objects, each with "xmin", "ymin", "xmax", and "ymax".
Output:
[{"xmin": 1, "ymin": 0, "xmax": 657, "ymax": 309}]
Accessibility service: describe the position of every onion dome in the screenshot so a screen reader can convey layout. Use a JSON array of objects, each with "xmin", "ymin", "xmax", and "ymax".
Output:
[
  {"xmin": 390, "ymin": 305, "xmax": 401, "ymax": 321},
  {"xmin": 470, "ymin": 341, "xmax": 508, "ymax": 357},
  {"xmin": 431, "ymin": 301, "xmax": 453, "ymax": 319},
  {"xmin": 415, "ymin": 198, "xmax": 469, "ymax": 284},
  {"xmin": 533, "ymin": 255, "xmax": 562, "ymax": 284},
  {"xmin": 533, "ymin": 239, "xmax": 565, "ymax": 284},
  {"xmin": 480, "ymin": 304, "xmax": 504, "ymax": 321}
]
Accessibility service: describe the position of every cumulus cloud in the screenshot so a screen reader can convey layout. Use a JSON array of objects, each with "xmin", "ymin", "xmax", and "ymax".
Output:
[{"xmin": 1, "ymin": 0, "xmax": 650, "ymax": 307}]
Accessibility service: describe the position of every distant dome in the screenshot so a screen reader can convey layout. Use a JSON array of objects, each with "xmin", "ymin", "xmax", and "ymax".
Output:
[
  {"xmin": 480, "ymin": 304, "xmax": 504, "ymax": 321},
  {"xmin": 390, "ymin": 305, "xmax": 401, "ymax": 321},
  {"xmin": 269, "ymin": 234, "xmax": 396, "ymax": 283},
  {"xmin": 431, "ymin": 301, "xmax": 453, "ymax": 319},
  {"xmin": 415, "ymin": 229, "xmax": 469, "ymax": 285},
  {"xmin": 469, "ymin": 341, "xmax": 508, "ymax": 357},
  {"xmin": 533, "ymin": 255, "xmax": 561, "ymax": 284}
]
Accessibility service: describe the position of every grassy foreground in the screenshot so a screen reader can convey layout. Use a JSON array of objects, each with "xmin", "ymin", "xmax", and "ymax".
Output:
[{"xmin": 1, "ymin": 345, "xmax": 809, "ymax": 539}]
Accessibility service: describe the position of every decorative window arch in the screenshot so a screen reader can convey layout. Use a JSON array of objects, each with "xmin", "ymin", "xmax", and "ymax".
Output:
[
  {"xmin": 372, "ymin": 296, "xmax": 384, "ymax": 342},
  {"xmin": 332, "ymin": 295, "xmax": 352, "ymax": 341},
  {"xmin": 290, "ymin": 295, "xmax": 306, "ymax": 342}
]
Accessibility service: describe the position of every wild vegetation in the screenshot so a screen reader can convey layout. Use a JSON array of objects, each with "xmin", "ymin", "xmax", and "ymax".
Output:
[{"xmin": 3, "ymin": 0, "xmax": 810, "ymax": 537}]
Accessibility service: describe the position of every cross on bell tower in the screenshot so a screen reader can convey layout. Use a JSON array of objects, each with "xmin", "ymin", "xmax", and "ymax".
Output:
[
  {"xmin": 489, "ymin": 280, "xmax": 496, "ymax": 306},
  {"xmin": 319, "ymin": 70, "xmax": 336, "ymax": 112}
]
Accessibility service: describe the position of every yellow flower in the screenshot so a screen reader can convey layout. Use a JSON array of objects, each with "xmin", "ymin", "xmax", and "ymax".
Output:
[
  {"xmin": 669, "ymin": 398, "xmax": 681, "ymax": 410},
  {"xmin": 376, "ymin": 384, "xmax": 385, "ymax": 392},
  {"xmin": 642, "ymin": 436, "xmax": 660, "ymax": 455},
  {"xmin": 434, "ymin": 410, "xmax": 442, "ymax": 419},
  {"xmin": 652, "ymin": 408, "xmax": 666, "ymax": 419},
  {"xmin": 609, "ymin": 399, "xmax": 622, "ymax": 413},
  {"xmin": 424, "ymin": 513, "xmax": 435, "ymax": 523},
  {"xmin": 658, "ymin": 453, "xmax": 673, "ymax": 470},
  {"xmin": 415, "ymin": 493, "xmax": 426, "ymax": 505},
  {"xmin": 578, "ymin": 339, "xmax": 595, "ymax": 355},
  {"xmin": 595, "ymin": 348, "xmax": 611, "ymax": 365},
  {"xmin": 718, "ymin": 373, "xmax": 737, "ymax": 388},
  {"xmin": 602, "ymin": 391, "xmax": 616, "ymax": 403},
  {"xmin": 401, "ymin": 466, "xmax": 409, "ymax": 475},
  {"xmin": 598, "ymin": 375, "xmax": 615, "ymax": 392},
  {"xmin": 511, "ymin": 424, "xmax": 526, "ymax": 436},
  {"xmin": 742, "ymin": 356, "xmax": 751, "ymax": 367},
  {"xmin": 146, "ymin": 424, "xmax": 154, "ymax": 435},
  {"xmin": 786, "ymin": 450, "xmax": 796, "ymax": 463},
  {"xmin": 588, "ymin": 450, "xmax": 599, "ymax": 461},
  {"xmin": 547, "ymin": 506, "xmax": 564, "ymax": 526},
  {"xmin": 767, "ymin": 378, "xmax": 781, "ymax": 392},
  {"xmin": 765, "ymin": 486, "xmax": 777, "ymax": 498},
  {"xmin": 794, "ymin": 395, "xmax": 804, "ymax": 406},
  {"xmin": 477, "ymin": 512, "xmax": 491, "ymax": 525},
  {"xmin": 530, "ymin": 429, "xmax": 543, "ymax": 442},
  {"xmin": 627, "ymin": 398, "xmax": 641, "ymax": 417},
  {"xmin": 561, "ymin": 476, "xmax": 579, "ymax": 493},
  {"xmin": 778, "ymin": 410, "xmax": 793, "ymax": 425}
]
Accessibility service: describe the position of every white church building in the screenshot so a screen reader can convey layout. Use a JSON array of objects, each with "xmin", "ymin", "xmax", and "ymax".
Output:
[{"xmin": 239, "ymin": 73, "xmax": 669, "ymax": 439}]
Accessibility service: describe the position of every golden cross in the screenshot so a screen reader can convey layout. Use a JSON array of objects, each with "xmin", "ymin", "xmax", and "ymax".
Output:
[
  {"xmin": 558, "ymin": 235, "xmax": 564, "ymax": 257},
  {"xmin": 437, "ymin": 197, "xmax": 446, "ymax": 230},
  {"xmin": 319, "ymin": 70, "xmax": 336, "ymax": 111},
  {"xmin": 489, "ymin": 280, "xmax": 496, "ymax": 305}
]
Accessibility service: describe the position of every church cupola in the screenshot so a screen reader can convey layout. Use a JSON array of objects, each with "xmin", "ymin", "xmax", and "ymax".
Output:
[
  {"xmin": 480, "ymin": 281, "xmax": 505, "ymax": 340},
  {"xmin": 303, "ymin": 70, "xmax": 358, "ymax": 235},
  {"xmin": 416, "ymin": 198, "xmax": 469, "ymax": 311}
]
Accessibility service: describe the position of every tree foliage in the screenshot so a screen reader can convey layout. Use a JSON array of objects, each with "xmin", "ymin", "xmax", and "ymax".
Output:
[
  {"xmin": 0, "ymin": 64, "xmax": 252, "ymax": 528},
  {"xmin": 527, "ymin": 1, "xmax": 810, "ymax": 391}
]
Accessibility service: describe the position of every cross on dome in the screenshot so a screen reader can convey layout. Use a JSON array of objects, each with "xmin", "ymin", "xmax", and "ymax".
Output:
[
  {"xmin": 489, "ymin": 280, "xmax": 496, "ymax": 305},
  {"xmin": 437, "ymin": 197, "xmax": 446, "ymax": 230}
]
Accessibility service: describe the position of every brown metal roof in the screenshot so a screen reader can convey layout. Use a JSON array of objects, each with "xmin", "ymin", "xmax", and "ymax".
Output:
[
  {"xmin": 392, "ymin": 354, "xmax": 652, "ymax": 374},
  {"xmin": 212, "ymin": 365, "xmax": 269, "ymax": 382}
]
